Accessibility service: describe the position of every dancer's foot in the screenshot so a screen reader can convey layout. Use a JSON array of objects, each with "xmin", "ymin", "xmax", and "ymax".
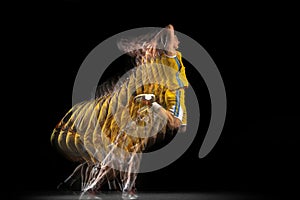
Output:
[
  {"xmin": 79, "ymin": 190, "xmax": 102, "ymax": 199},
  {"xmin": 122, "ymin": 190, "xmax": 139, "ymax": 199}
]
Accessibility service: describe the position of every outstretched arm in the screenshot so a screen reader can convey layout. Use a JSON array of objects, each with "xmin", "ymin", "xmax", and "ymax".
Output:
[
  {"xmin": 152, "ymin": 24, "xmax": 179, "ymax": 56},
  {"xmin": 164, "ymin": 24, "xmax": 178, "ymax": 56}
]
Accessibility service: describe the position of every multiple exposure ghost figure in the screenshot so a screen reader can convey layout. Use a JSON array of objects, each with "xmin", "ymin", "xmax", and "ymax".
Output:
[{"xmin": 51, "ymin": 24, "xmax": 189, "ymax": 199}]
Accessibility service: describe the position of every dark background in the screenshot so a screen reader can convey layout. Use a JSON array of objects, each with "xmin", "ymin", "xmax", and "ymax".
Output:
[{"xmin": 8, "ymin": 1, "xmax": 298, "ymax": 199}]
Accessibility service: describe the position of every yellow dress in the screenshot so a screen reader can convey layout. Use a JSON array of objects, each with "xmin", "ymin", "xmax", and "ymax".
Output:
[
  {"xmin": 51, "ymin": 50, "xmax": 189, "ymax": 161},
  {"xmin": 159, "ymin": 51, "xmax": 188, "ymax": 125}
]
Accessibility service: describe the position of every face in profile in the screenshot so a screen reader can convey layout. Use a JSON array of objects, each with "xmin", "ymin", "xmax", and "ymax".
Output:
[{"xmin": 173, "ymin": 35, "xmax": 180, "ymax": 50}]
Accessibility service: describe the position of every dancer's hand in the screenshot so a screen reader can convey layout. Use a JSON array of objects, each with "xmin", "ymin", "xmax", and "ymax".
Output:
[
  {"xmin": 152, "ymin": 102, "xmax": 182, "ymax": 129},
  {"xmin": 161, "ymin": 109, "xmax": 181, "ymax": 130}
]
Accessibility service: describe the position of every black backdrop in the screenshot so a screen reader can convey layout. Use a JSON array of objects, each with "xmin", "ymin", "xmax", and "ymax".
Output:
[{"xmin": 9, "ymin": 1, "xmax": 299, "ymax": 199}]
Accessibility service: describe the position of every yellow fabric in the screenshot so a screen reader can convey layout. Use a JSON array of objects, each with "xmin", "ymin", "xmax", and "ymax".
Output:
[
  {"xmin": 159, "ymin": 51, "xmax": 189, "ymax": 89},
  {"xmin": 52, "ymin": 50, "xmax": 190, "ymax": 160},
  {"xmin": 165, "ymin": 88, "xmax": 187, "ymax": 125},
  {"xmin": 160, "ymin": 51, "xmax": 188, "ymax": 125}
]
